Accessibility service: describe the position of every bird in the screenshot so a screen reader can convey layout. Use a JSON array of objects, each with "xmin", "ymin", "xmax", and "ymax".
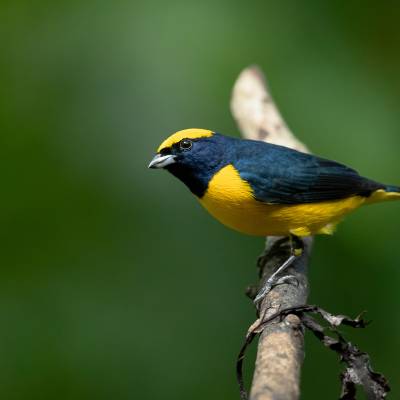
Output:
[{"xmin": 149, "ymin": 128, "xmax": 400, "ymax": 302}]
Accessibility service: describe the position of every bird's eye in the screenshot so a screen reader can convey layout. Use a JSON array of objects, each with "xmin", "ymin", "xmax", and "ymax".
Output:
[{"xmin": 179, "ymin": 139, "xmax": 192, "ymax": 151}]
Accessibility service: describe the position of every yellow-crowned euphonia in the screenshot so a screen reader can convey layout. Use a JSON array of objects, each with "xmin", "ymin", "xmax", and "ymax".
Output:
[
  {"xmin": 149, "ymin": 128, "xmax": 399, "ymax": 236},
  {"xmin": 149, "ymin": 128, "xmax": 400, "ymax": 300}
]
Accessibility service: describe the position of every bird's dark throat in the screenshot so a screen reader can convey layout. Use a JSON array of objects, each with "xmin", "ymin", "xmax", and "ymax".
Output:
[{"xmin": 165, "ymin": 164, "xmax": 210, "ymax": 197}]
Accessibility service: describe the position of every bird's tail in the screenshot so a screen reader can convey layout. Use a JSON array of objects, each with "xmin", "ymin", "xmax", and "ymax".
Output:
[
  {"xmin": 365, "ymin": 184, "xmax": 400, "ymax": 204},
  {"xmin": 385, "ymin": 185, "xmax": 400, "ymax": 193}
]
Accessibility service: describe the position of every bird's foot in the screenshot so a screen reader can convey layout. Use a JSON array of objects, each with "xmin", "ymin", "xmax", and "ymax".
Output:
[
  {"xmin": 253, "ymin": 253, "xmax": 298, "ymax": 305},
  {"xmin": 253, "ymin": 235, "xmax": 304, "ymax": 306},
  {"xmin": 253, "ymin": 273, "xmax": 299, "ymax": 305},
  {"xmin": 253, "ymin": 282, "xmax": 273, "ymax": 305}
]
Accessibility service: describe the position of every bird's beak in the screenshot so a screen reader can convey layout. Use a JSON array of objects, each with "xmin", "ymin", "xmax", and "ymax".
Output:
[{"xmin": 148, "ymin": 153, "xmax": 176, "ymax": 169}]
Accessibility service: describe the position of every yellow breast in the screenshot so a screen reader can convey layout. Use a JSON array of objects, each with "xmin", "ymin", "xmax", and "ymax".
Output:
[{"xmin": 199, "ymin": 164, "xmax": 366, "ymax": 236}]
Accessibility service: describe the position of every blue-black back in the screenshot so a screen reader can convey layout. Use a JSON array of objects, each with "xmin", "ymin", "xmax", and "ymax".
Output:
[
  {"xmin": 166, "ymin": 133, "xmax": 384, "ymax": 202},
  {"xmin": 230, "ymin": 137, "xmax": 383, "ymax": 204}
]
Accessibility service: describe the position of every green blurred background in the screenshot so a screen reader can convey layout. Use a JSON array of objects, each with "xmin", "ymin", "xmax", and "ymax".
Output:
[{"xmin": 1, "ymin": 1, "xmax": 400, "ymax": 399}]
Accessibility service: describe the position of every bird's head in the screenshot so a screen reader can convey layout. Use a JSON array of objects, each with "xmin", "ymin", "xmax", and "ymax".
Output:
[{"xmin": 148, "ymin": 129, "xmax": 230, "ymax": 197}]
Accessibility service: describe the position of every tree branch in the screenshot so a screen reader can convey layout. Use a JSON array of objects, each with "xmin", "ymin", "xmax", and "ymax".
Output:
[
  {"xmin": 230, "ymin": 66, "xmax": 390, "ymax": 400},
  {"xmin": 231, "ymin": 66, "xmax": 311, "ymax": 400}
]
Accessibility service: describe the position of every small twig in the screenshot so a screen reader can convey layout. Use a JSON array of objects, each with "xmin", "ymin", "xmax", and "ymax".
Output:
[
  {"xmin": 302, "ymin": 311, "xmax": 390, "ymax": 400},
  {"xmin": 237, "ymin": 305, "xmax": 390, "ymax": 400}
]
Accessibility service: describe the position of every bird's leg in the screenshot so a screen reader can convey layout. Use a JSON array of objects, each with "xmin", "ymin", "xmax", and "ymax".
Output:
[{"xmin": 253, "ymin": 234, "xmax": 304, "ymax": 305}]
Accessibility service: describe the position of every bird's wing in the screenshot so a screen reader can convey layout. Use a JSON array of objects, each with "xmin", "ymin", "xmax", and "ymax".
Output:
[{"xmin": 234, "ymin": 142, "xmax": 383, "ymax": 204}]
